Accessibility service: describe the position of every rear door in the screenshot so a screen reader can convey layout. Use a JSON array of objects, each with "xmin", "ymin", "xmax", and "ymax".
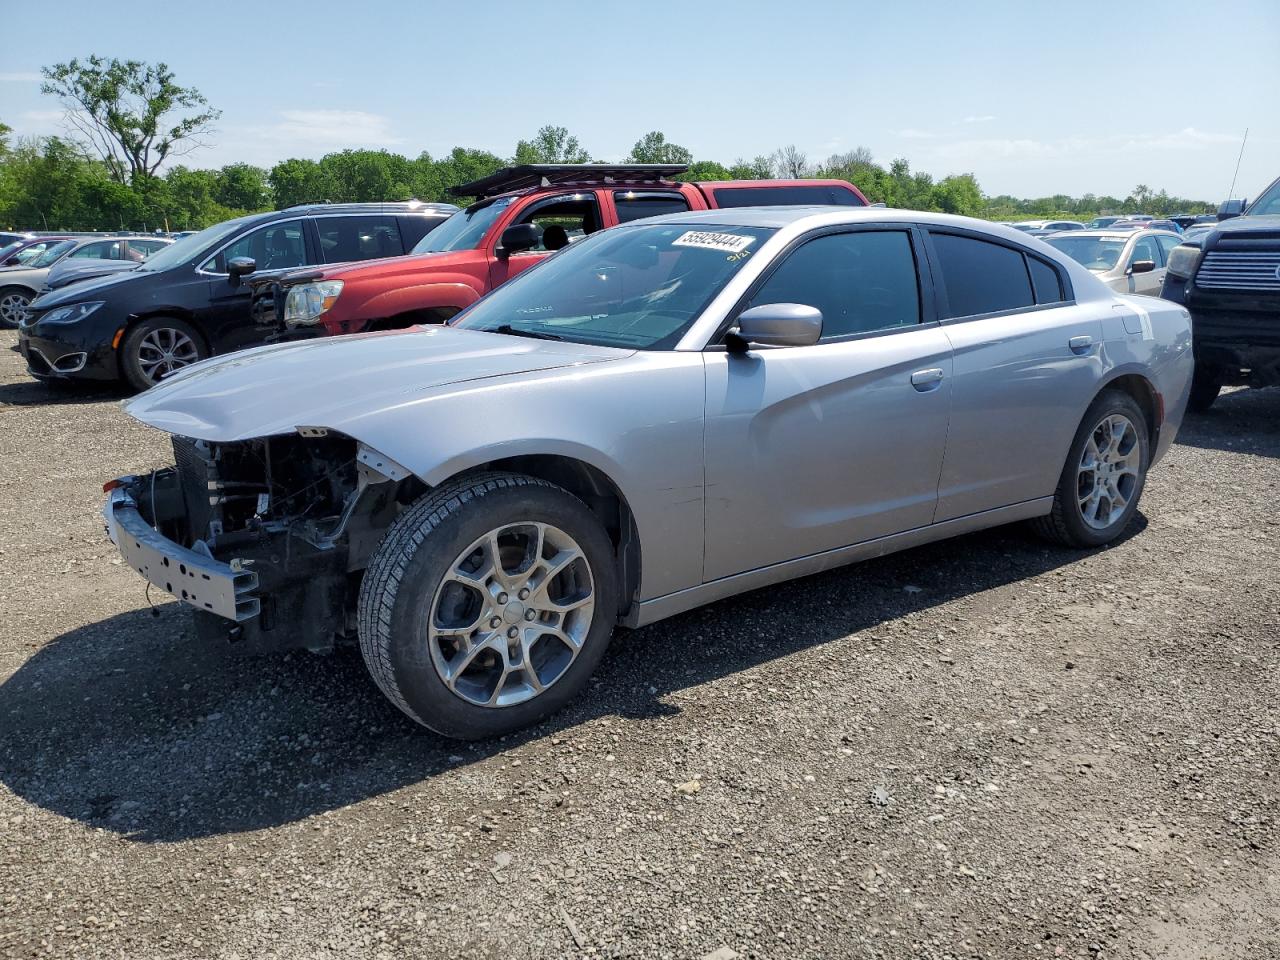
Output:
[
  {"xmin": 702, "ymin": 225, "xmax": 953, "ymax": 581},
  {"xmin": 927, "ymin": 229, "xmax": 1103, "ymax": 521}
]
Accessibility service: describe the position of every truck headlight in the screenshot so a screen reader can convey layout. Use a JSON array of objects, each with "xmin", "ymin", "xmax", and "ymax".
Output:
[
  {"xmin": 283, "ymin": 280, "xmax": 344, "ymax": 325},
  {"xmin": 39, "ymin": 301, "xmax": 104, "ymax": 325},
  {"xmin": 1165, "ymin": 245, "xmax": 1202, "ymax": 280}
]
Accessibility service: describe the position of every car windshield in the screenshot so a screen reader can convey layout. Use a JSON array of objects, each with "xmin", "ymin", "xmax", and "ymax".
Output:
[
  {"xmin": 450, "ymin": 222, "xmax": 776, "ymax": 350},
  {"xmin": 1247, "ymin": 178, "xmax": 1280, "ymax": 216},
  {"xmin": 1046, "ymin": 236, "xmax": 1128, "ymax": 271},
  {"xmin": 412, "ymin": 198, "xmax": 512, "ymax": 254},
  {"xmin": 1010, "ymin": 224, "xmax": 1038, "ymax": 232},
  {"xmin": 136, "ymin": 216, "xmax": 256, "ymax": 272},
  {"xmin": 28, "ymin": 240, "xmax": 76, "ymax": 268}
]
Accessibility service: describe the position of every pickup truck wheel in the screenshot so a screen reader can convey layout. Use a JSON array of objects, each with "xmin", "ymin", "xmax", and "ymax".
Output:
[
  {"xmin": 357, "ymin": 471, "xmax": 619, "ymax": 739},
  {"xmin": 121, "ymin": 317, "xmax": 208, "ymax": 392},
  {"xmin": 1032, "ymin": 390, "xmax": 1149, "ymax": 548},
  {"xmin": 0, "ymin": 287, "xmax": 32, "ymax": 328},
  {"xmin": 1187, "ymin": 367, "xmax": 1223, "ymax": 412}
]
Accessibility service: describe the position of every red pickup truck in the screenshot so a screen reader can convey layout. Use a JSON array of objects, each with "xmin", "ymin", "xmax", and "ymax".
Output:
[{"xmin": 259, "ymin": 163, "xmax": 868, "ymax": 337}]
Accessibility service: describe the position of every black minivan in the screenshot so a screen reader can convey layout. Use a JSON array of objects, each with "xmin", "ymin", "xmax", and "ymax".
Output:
[{"xmin": 19, "ymin": 201, "xmax": 457, "ymax": 391}]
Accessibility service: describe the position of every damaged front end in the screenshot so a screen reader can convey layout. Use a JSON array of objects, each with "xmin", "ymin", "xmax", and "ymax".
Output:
[{"xmin": 104, "ymin": 430, "xmax": 416, "ymax": 653}]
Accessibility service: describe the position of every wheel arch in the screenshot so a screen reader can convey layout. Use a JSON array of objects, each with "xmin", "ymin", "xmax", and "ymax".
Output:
[
  {"xmin": 1096, "ymin": 370, "xmax": 1161, "ymax": 450},
  {"xmin": 114, "ymin": 310, "xmax": 210, "ymax": 379},
  {"xmin": 446, "ymin": 453, "xmax": 642, "ymax": 621}
]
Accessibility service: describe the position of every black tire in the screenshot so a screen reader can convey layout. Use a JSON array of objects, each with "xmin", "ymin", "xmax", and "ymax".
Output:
[
  {"xmin": 357, "ymin": 471, "xmax": 619, "ymax": 739},
  {"xmin": 0, "ymin": 286, "xmax": 33, "ymax": 328},
  {"xmin": 1187, "ymin": 366, "xmax": 1223, "ymax": 413},
  {"xmin": 120, "ymin": 316, "xmax": 208, "ymax": 392},
  {"xmin": 1032, "ymin": 389, "xmax": 1150, "ymax": 548}
]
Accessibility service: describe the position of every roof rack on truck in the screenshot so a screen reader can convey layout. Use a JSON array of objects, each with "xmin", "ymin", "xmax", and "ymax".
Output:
[{"xmin": 449, "ymin": 164, "xmax": 690, "ymax": 199}]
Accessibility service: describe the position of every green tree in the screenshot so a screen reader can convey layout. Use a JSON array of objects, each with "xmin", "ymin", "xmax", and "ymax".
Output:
[
  {"xmin": 0, "ymin": 120, "xmax": 11, "ymax": 155},
  {"xmin": 626, "ymin": 131, "xmax": 692, "ymax": 165},
  {"xmin": 514, "ymin": 125, "xmax": 591, "ymax": 164},
  {"xmin": 728, "ymin": 156, "xmax": 773, "ymax": 180},
  {"xmin": 213, "ymin": 163, "xmax": 270, "ymax": 211},
  {"xmin": 934, "ymin": 173, "xmax": 983, "ymax": 216},
  {"xmin": 41, "ymin": 56, "xmax": 220, "ymax": 184},
  {"xmin": 678, "ymin": 160, "xmax": 732, "ymax": 182},
  {"xmin": 433, "ymin": 147, "xmax": 505, "ymax": 201},
  {"xmin": 268, "ymin": 157, "xmax": 331, "ymax": 208},
  {"xmin": 318, "ymin": 150, "xmax": 414, "ymax": 203}
]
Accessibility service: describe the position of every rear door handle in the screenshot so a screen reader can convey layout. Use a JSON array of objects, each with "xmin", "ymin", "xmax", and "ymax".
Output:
[
  {"xmin": 1069, "ymin": 335, "xmax": 1093, "ymax": 354},
  {"xmin": 910, "ymin": 367, "xmax": 945, "ymax": 391}
]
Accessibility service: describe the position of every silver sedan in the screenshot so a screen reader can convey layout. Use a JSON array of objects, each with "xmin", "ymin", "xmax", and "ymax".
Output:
[{"xmin": 107, "ymin": 207, "xmax": 1194, "ymax": 738}]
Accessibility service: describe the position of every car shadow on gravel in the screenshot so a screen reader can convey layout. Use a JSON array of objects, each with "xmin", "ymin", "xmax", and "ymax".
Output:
[
  {"xmin": 1174, "ymin": 385, "xmax": 1280, "ymax": 459},
  {"xmin": 0, "ymin": 377, "xmax": 128, "ymax": 407},
  {"xmin": 0, "ymin": 519, "xmax": 1146, "ymax": 843}
]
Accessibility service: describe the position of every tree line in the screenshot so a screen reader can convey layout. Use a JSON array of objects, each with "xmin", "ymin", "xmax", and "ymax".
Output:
[{"xmin": 0, "ymin": 57, "xmax": 1215, "ymax": 233}]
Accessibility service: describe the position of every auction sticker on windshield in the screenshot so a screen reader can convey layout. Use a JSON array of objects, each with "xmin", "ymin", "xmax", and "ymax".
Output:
[{"xmin": 672, "ymin": 231, "xmax": 757, "ymax": 254}]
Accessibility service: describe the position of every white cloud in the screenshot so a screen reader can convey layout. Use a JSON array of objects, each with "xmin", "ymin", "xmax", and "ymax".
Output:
[
  {"xmin": 893, "ymin": 128, "xmax": 937, "ymax": 140},
  {"xmin": 0, "ymin": 71, "xmax": 43, "ymax": 83},
  {"xmin": 958, "ymin": 114, "xmax": 996, "ymax": 124}
]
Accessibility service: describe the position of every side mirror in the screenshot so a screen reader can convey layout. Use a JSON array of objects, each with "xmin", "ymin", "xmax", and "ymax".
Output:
[
  {"xmin": 1217, "ymin": 198, "xmax": 1246, "ymax": 221},
  {"xmin": 1129, "ymin": 259, "xmax": 1156, "ymax": 275},
  {"xmin": 227, "ymin": 257, "xmax": 256, "ymax": 284},
  {"xmin": 731, "ymin": 303, "xmax": 823, "ymax": 350},
  {"xmin": 497, "ymin": 223, "xmax": 541, "ymax": 259}
]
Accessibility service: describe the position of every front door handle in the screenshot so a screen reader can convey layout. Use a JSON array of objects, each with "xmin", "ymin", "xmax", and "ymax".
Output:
[
  {"xmin": 1069, "ymin": 335, "xmax": 1093, "ymax": 354},
  {"xmin": 910, "ymin": 367, "xmax": 945, "ymax": 391}
]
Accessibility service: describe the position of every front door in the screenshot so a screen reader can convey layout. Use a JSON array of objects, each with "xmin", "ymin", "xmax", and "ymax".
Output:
[
  {"xmin": 201, "ymin": 218, "xmax": 312, "ymax": 352},
  {"xmin": 1125, "ymin": 233, "xmax": 1165, "ymax": 295},
  {"xmin": 702, "ymin": 227, "xmax": 953, "ymax": 582},
  {"xmin": 487, "ymin": 192, "xmax": 605, "ymax": 290}
]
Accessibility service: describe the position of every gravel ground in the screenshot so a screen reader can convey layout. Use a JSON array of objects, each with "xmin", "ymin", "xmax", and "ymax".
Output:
[{"xmin": 0, "ymin": 328, "xmax": 1277, "ymax": 960}]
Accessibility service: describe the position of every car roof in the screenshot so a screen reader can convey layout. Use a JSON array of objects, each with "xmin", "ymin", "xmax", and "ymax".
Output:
[
  {"xmin": 1044, "ymin": 229, "xmax": 1179, "ymax": 239},
  {"xmin": 632, "ymin": 205, "xmax": 1061, "ymax": 236}
]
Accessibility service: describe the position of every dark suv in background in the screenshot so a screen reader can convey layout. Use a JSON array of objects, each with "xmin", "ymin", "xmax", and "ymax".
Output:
[
  {"xmin": 1160, "ymin": 175, "xmax": 1280, "ymax": 410},
  {"xmin": 18, "ymin": 201, "xmax": 457, "ymax": 391}
]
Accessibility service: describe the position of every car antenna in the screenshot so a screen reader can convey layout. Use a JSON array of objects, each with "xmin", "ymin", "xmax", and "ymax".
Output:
[{"xmin": 1227, "ymin": 127, "xmax": 1249, "ymax": 201}]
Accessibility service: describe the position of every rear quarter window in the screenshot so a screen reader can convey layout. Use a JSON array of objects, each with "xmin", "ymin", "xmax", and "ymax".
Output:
[{"xmin": 712, "ymin": 184, "xmax": 864, "ymax": 208}]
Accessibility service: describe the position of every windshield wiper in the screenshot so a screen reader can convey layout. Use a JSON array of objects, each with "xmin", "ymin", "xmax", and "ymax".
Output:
[{"xmin": 489, "ymin": 323, "xmax": 564, "ymax": 341}]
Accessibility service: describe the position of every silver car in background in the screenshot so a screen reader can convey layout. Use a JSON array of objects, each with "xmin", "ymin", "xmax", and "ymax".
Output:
[
  {"xmin": 104, "ymin": 208, "xmax": 1193, "ymax": 738},
  {"xmin": 1046, "ymin": 229, "xmax": 1184, "ymax": 296}
]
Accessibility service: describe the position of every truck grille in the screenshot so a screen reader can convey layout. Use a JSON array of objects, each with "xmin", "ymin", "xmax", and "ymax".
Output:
[{"xmin": 1196, "ymin": 250, "xmax": 1280, "ymax": 291}]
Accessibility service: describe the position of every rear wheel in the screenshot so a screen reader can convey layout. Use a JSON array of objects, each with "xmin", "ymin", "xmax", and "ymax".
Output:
[
  {"xmin": 1033, "ymin": 390, "xmax": 1150, "ymax": 548},
  {"xmin": 0, "ymin": 287, "xmax": 32, "ymax": 328},
  {"xmin": 120, "ymin": 317, "xmax": 207, "ymax": 391},
  {"xmin": 358, "ymin": 472, "xmax": 619, "ymax": 739}
]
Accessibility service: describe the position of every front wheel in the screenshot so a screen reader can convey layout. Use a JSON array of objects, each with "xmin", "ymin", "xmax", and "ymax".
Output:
[
  {"xmin": 1033, "ymin": 390, "xmax": 1150, "ymax": 548},
  {"xmin": 0, "ymin": 287, "xmax": 32, "ymax": 328},
  {"xmin": 120, "ymin": 317, "xmax": 208, "ymax": 391},
  {"xmin": 357, "ymin": 472, "xmax": 619, "ymax": 739}
]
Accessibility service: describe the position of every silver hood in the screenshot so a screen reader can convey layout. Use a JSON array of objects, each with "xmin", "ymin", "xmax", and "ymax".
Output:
[{"xmin": 124, "ymin": 326, "xmax": 630, "ymax": 442}]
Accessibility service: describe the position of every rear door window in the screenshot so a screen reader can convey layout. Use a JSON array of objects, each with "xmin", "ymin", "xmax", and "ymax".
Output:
[
  {"xmin": 316, "ymin": 215, "xmax": 404, "ymax": 264},
  {"xmin": 613, "ymin": 192, "xmax": 692, "ymax": 224},
  {"xmin": 712, "ymin": 184, "xmax": 864, "ymax": 207},
  {"xmin": 930, "ymin": 233, "xmax": 1035, "ymax": 318},
  {"xmin": 70, "ymin": 240, "xmax": 127, "ymax": 260},
  {"xmin": 1154, "ymin": 234, "xmax": 1182, "ymax": 264},
  {"xmin": 748, "ymin": 230, "xmax": 921, "ymax": 340}
]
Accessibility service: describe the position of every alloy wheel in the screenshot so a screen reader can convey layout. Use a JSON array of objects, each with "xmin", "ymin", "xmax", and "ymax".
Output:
[
  {"xmin": 136, "ymin": 327, "xmax": 200, "ymax": 383},
  {"xmin": 1076, "ymin": 413, "xmax": 1141, "ymax": 530},
  {"xmin": 0, "ymin": 292, "xmax": 30, "ymax": 327},
  {"xmin": 428, "ymin": 521, "xmax": 595, "ymax": 708}
]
